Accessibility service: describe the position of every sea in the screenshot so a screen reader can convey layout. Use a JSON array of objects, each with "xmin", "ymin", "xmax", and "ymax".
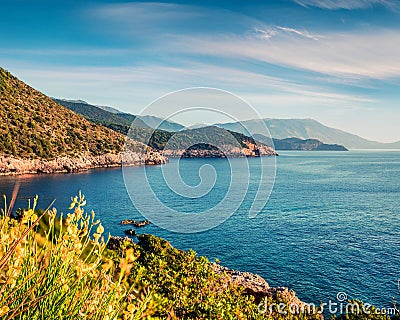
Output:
[{"xmin": 1, "ymin": 150, "xmax": 399, "ymax": 309}]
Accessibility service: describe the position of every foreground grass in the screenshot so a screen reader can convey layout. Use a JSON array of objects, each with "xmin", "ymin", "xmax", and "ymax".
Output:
[
  {"xmin": 0, "ymin": 193, "xmax": 139, "ymax": 319},
  {"xmin": 0, "ymin": 193, "xmax": 396, "ymax": 319}
]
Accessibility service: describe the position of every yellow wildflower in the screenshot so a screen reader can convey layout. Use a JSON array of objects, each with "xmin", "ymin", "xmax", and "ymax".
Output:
[
  {"xmin": 96, "ymin": 224, "xmax": 104, "ymax": 235},
  {"xmin": 0, "ymin": 305, "xmax": 10, "ymax": 316},
  {"xmin": 123, "ymin": 303, "xmax": 136, "ymax": 318}
]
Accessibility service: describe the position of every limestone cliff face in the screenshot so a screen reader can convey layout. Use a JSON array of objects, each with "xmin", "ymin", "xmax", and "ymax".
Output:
[{"xmin": 0, "ymin": 150, "xmax": 167, "ymax": 175}]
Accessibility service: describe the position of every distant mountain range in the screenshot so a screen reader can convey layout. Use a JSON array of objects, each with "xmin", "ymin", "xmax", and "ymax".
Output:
[
  {"xmin": 216, "ymin": 118, "xmax": 400, "ymax": 150},
  {"xmin": 137, "ymin": 115, "xmax": 184, "ymax": 132},
  {"xmin": 55, "ymin": 99, "xmax": 348, "ymax": 152},
  {"xmin": 54, "ymin": 98, "xmax": 399, "ymax": 150}
]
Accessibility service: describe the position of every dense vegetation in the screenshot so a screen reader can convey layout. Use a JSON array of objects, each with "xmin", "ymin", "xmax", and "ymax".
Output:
[{"xmin": 0, "ymin": 68, "xmax": 124, "ymax": 159}]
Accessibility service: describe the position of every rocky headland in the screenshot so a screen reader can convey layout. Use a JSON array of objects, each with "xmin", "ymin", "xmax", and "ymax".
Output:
[{"xmin": 163, "ymin": 141, "xmax": 278, "ymax": 158}]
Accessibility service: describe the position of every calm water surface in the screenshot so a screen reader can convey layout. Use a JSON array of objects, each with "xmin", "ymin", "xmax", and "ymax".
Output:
[{"xmin": 1, "ymin": 151, "xmax": 399, "ymax": 307}]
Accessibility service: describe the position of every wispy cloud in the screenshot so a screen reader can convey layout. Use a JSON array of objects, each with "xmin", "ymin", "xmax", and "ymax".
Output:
[
  {"xmin": 90, "ymin": 3, "xmax": 400, "ymax": 80},
  {"xmin": 253, "ymin": 28, "xmax": 278, "ymax": 40},
  {"xmin": 292, "ymin": 0, "xmax": 398, "ymax": 10},
  {"xmin": 176, "ymin": 28, "xmax": 400, "ymax": 79},
  {"xmin": 253, "ymin": 26, "xmax": 320, "ymax": 41},
  {"xmin": 89, "ymin": 2, "xmax": 256, "ymax": 39},
  {"xmin": 276, "ymin": 26, "xmax": 320, "ymax": 40}
]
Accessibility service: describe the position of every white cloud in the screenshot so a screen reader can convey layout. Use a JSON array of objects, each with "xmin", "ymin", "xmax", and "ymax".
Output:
[
  {"xmin": 94, "ymin": 2, "xmax": 202, "ymax": 23},
  {"xmin": 175, "ymin": 28, "xmax": 400, "ymax": 79},
  {"xmin": 276, "ymin": 26, "xmax": 320, "ymax": 40},
  {"xmin": 89, "ymin": 2, "xmax": 257, "ymax": 39},
  {"xmin": 253, "ymin": 26, "xmax": 320, "ymax": 41},
  {"xmin": 292, "ymin": 0, "xmax": 398, "ymax": 10},
  {"xmin": 254, "ymin": 28, "xmax": 278, "ymax": 40}
]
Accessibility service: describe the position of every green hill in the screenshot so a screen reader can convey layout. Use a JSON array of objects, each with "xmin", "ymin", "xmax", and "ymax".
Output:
[
  {"xmin": 0, "ymin": 67, "xmax": 125, "ymax": 159},
  {"xmin": 136, "ymin": 114, "xmax": 185, "ymax": 132}
]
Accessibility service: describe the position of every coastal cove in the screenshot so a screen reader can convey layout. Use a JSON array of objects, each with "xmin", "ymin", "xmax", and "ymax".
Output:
[{"xmin": 1, "ymin": 151, "xmax": 399, "ymax": 309}]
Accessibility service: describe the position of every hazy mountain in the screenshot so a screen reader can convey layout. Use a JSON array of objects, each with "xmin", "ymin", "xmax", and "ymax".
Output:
[
  {"xmin": 185, "ymin": 123, "xmax": 213, "ymax": 130},
  {"xmin": 53, "ymin": 98, "xmax": 122, "ymax": 114},
  {"xmin": 53, "ymin": 98, "xmax": 89, "ymax": 105},
  {"xmin": 136, "ymin": 115, "xmax": 185, "ymax": 132},
  {"xmin": 216, "ymin": 118, "xmax": 400, "ymax": 149},
  {"xmin": 96, "ymin": 104, "xmax": 121, "ymax": 114}
]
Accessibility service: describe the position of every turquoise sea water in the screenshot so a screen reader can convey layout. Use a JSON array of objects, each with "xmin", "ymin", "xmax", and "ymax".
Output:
[{"xmin": 1, "ymin": 151, "xmax": 399, "ymax": 308}]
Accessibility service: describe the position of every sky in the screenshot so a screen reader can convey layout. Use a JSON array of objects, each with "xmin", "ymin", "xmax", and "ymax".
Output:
[{"xmin": 1, "ymin": 0, "xmax": 400, "ymax": 142}]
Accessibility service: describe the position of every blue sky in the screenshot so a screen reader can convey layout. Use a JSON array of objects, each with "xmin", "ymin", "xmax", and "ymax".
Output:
[{"xmin": 1, "ymin": 0, "xmax": 400, "ymax": 142}]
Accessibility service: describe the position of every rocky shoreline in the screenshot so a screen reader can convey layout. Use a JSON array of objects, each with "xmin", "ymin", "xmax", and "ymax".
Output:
[
  {"xmin": 0, "ymin": 150, "xmax": 167, "ymax": 175},
  {"xmin": 211, "ymin": 263, "xmax": 310, "ymax": 307}
]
